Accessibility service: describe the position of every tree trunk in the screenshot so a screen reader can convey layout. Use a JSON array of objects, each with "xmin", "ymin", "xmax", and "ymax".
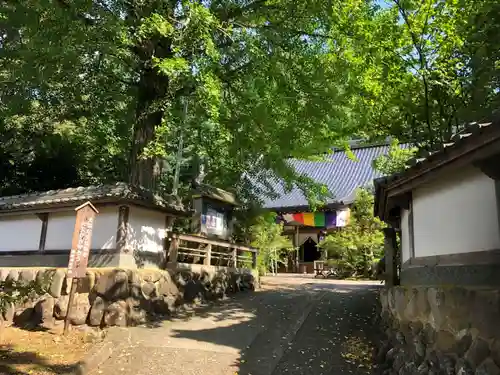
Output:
[
  {"xmin": 127, "ymin": 2, "xmax": 174, "ymax": 190},
  {"xmin": 128, "ymin": 66, "xmax": 169, "ymax": 190}
]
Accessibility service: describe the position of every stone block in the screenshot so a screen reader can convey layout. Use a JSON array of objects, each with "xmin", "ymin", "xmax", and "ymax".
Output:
[
  {"xmin": 387, "ymin": 287, "xmax": 397, "ymax": 315},
  {"xmin": 6, "ymin": 269, "xmax": 19, "ymax": 282},
  {"xmin": 49, "ymin": 269, "xmax": 66, "ymax": 298},
  {"xmin": 125, "ymin": 297, "xmax": 147, "ymax": 326},
  {"xmin": 18, "ymin": 269, "xmax": 36, "ymax": 282},
  {"xmin": 434, "ymin": 330, "xmax": 456, "ymax": 352},
  {"xmin": 14, "ymin": 307, "xmax": 35, "ymax": 328},
  {"xmin": 54, "ymin": 295, "xmax": 70, "ymax": 320},
  {"xmin": 490, "ymin": 339, "xmax": 500, "ymax": 368},
  {"xmin": 89, "ymin": 296, "xmax": 107, "ymax": 326},
  {"xmin": 156, "ymin": 275, "xmax": 179, "ymax": 297},
  {"xmin": 34, "ymin": 295, "xmax": 55, "ymax": 326},
  {"xmin": 2, "ymin": 302, "xmax": 15, "ymax": 327},
  {"xmin": 85, "ymin": 271, "xmax": 96, "ymax": 292},
  {"xmin": 36, "ymin": 269, "xmax": 53, "ymax": 287},
  {"xmin": 379, "ymin": 288, "xmax": 389, "ymax": 313},
  {"xmin": 141, "ymin": 282, "xmax": 158, "ymax": 299},
  {"xmin": 428, "ymin": 287, "xmax": 470, "ymax": 334},
  {"xmin": 455, "ymin": 358, "xmax": 474, "ymax": 375},
  {"xmin": 475, "ymin": 358, "xmax": 500, "ymax": 375},
  {"xmin": 465, "ymin": 338, "xmax": 490, "ymax": 369},
  {"xmin": 470, "ymin": 290, "xmax": 500, "ymax": 339},
  {"xmin": 454, "ymin": 331, "xmax": 473, "ymax": 357},
  {"xmin": 103, "ymin": 301, "xmax": 127, "ymax": 327},
  {"xmin": 68, "ymin": 293, "xmax": 91, "ymax": 326},
  {"xmin": 404, "ymin": 288, "xmax": 420, "ymax": 321},
  {"xmin": 94, "ymin": 269, "xmax": 129, "ymax": 301},
  {"xmin": 0, "ymin": 268, "xmax": 9, "ymax": 281},
  {"xmin": 140, "ymin": 270, "xmax": 163, "ymax": 283}
]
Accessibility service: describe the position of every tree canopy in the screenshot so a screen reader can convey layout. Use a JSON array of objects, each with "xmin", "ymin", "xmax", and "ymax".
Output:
[{"xmin": 1, "ymin": 0, "xmax": 499, "ymax": 205}]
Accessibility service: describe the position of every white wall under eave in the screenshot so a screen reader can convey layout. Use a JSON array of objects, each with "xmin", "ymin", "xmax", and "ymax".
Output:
[
  {"xmin": 128, "ymin": 206, "xmax": 166, "ymax": 253},
  {"xmin": 412, "ymin": 166, "xmax": 500, "ymax": 258},
  {"xmin": 0, "ymin": 215, "xmax": 41, "ymax": 252},
  {"xmin": 400, "ymin": 209, "xmax": 410, "ymax": 263},
  {"xmin": 45, "ymin": 206, "xmax": 118, "ymax": 250}
]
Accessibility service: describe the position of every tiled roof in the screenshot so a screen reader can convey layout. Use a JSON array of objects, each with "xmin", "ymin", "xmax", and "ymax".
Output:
[
  {"xmin": 373, "ymin": 121, "xmax": 500, "ymax": 221},
  {"xmin": 379, "ymin": 122, "xmax": 494, "ymax": 187},
  {"xmin": 263, "ymin": 143, "xmax": 404, "ymax": 209},
  {"xmin": 0, "ymin": 182, "xmax": 186, "ymax": 214}
]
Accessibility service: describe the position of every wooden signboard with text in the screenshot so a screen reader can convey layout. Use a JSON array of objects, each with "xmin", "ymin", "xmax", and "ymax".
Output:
[
  {"xmin": 67, "ymin": 201, "xmax": 99, "ymax": 279},
  {"xmin": 64, "ymin": 201, "xmax": 98, "ymax": 334}
]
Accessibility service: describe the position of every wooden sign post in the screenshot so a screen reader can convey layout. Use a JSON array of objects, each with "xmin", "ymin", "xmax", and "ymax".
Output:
[{"xmin": 63, "ymin": 201, "xmax": 99, "ymax": 335}]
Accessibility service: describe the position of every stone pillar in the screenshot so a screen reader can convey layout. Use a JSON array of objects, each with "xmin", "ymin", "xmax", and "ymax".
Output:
[{"xmin": 383, "ymin": 227, "xmax": 399, "ymax": 286}]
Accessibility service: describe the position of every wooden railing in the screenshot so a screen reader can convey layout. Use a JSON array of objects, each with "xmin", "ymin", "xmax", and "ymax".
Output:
[{"xmin": 167, "ymin": 233, "xmax": 257, "ymax": 269}]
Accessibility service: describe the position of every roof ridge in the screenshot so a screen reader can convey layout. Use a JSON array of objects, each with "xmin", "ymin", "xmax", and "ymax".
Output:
[{"xmin": 0, "ymin": 182, "xmax": 130, "ymax": 202}]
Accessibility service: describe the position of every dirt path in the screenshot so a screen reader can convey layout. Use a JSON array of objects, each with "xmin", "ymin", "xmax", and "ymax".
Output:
[{"xmin": 91, "ymin": 277, "xmax": 382, "ymax": 375}]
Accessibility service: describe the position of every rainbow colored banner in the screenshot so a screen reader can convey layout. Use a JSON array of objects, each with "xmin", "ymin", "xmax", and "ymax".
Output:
[{"xmin": 278, "ymin": 211, "xmax": 342, "ymax": 228}]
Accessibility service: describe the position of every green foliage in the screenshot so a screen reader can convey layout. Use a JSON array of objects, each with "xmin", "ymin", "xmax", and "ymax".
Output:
[
  {"xmin": 2, "ymin": 0, "xmax": 500, "ymax": 207},
  {"xmin": 318, "ymin": 188, "xmax": 385, "ymax": 278},
  {"xmin": 249, "ymin": 212, "xmax": 295, "ymax": 275},
  {"xmin": 372, "ymin": 139, "xmax": 417, "ymax": 175},
  {"xmin": 0, "ymin": 0, "xmax": 363, "ymax": 204},
  {"xmin": 336, "ymin": 0, "xmax": 500, "ymax": 147},
  {"xmin": 0, "ymin": 279, "xmax": 48, "ymax": 315}
]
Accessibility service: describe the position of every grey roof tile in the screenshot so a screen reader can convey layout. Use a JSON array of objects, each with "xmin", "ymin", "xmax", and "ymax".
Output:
[
  {"xmin": 263, "ymin": 144, "xmax": 405, "ymax": 209},
  {"xmin": 0, "ymin": 182, "xmax": 185, "ymax": 213}
]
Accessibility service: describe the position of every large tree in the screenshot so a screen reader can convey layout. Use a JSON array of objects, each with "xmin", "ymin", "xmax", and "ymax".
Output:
[
  {"xmin": 1, "ymin": 0, "xmax": 360, "ymax": 199},
  {"xmin": 2, "ymin": 0, "xmax": 500, "ymax": 203}
]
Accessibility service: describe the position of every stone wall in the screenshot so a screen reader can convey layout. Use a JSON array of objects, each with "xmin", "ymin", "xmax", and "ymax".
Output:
[
  {"xmin": 377, "ymin": 286, "xmax": 500, "ymax": 375},
  {"xmin": 0, "ymin": 266, "xmax": 257, "ymax": 329}
]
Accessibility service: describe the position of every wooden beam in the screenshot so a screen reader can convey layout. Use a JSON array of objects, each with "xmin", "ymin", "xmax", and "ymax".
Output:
[
  {"xmin": 173, "ymin": 233, "xmax": 256, "ymax": 252},
  {"xmin": 383, "ymin": 227, "xmax": 398, "ymax": 287},
  {"xmin": 116, "ymin": 205, "xmax": 129, "ymax": 252},
  {"xmin": 37, "ymin": 213, "xmax": 49, "ymax": 253},
  {"xmin": 204, "ymin": 244, "xmax": 212, "ymax": 266},
  {"xmin": 168, "ymin": 236, "xmax": 179, "ymax": 266}
]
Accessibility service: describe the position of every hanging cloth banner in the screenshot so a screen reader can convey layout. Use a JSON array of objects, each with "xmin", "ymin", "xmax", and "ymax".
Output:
[
  {"xmin": 325, "ymin": 212, "xmax": 336, "ymax": 228},
  {"xmin": 277, "ymin": 211, "xmax": 345, "ymax": 228},
  {"xmin": 336, "ymin": 209, "xmax": 351, "ymax": 227}
]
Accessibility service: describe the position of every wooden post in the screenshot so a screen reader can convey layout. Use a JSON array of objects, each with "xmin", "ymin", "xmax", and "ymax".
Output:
[
  {"xmin": 232, "ymin": 247, "xmax": 238, "ymax": 268},
  {"xmin": 295, "ymin": 225, "xmax": 300, "ymax": 272},
  {"xmin": 116, "ymin": 205, "xmax": 129, "ymax": 253},
  {"xmin": 204, "ymin": 244, "xmax": 212, "ymax": 265},
  {"xmin": 168, "ymin": 236, "xmax": 179, "ymax": 267},
  {"xmin": 63, "ymin": 278, "xmax": 78, "ymax": 334},
  {"xmin": 251, "ymin": 250, "xmax": 257, "ymax": 269},
  {"xmin": 383, "ymin": 227, "xmax": 398, "ymax": 287},
  {"xmin": 37, "ymin": 213, "xmax": 49, "ymax": 253}
]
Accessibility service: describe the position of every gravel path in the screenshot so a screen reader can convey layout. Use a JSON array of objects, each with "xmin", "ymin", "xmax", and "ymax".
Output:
[{"xmin": 92, "ymin": 277, "xmax": 382, "ymax": 375}]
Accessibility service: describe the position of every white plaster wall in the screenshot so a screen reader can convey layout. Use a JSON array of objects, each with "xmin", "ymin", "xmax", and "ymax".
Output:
[
  {"xmin": 400, "ymin": 209, "xmax": 410, "ymax": 263},
  {"xmin": 45, "ymin": 206, "xmax": 119, "ymax": 250},
  {"xmin": 0, "ymin": 215, "xmax": 41, "ymax": 251},
  {"xmin": 128, "ymin": 206, "xmax": 166, "ymax": 253},
  {"xmin": 412, "ymin": 166, "xmax": 500, "ymax": 257}
]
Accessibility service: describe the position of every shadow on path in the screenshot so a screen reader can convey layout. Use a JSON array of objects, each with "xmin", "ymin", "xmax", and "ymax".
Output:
[{"xmin": 96, "ymin": 279, "xmax": 383, "ymax": 375}]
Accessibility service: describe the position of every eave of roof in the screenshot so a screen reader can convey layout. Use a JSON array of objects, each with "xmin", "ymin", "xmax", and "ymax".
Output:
[
  {"xmin": 0, "ymin": 182, "xmax": 188, "ymax": 216},
  {"xmin": 374, "ymin": 121, "xmax": 500, "ymax": 220}
]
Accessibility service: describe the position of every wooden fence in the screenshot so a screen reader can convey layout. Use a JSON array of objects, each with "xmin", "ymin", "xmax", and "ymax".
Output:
[{"xmin": 167, "ymin": 233, "xmax": 257, "ymax": 269}]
